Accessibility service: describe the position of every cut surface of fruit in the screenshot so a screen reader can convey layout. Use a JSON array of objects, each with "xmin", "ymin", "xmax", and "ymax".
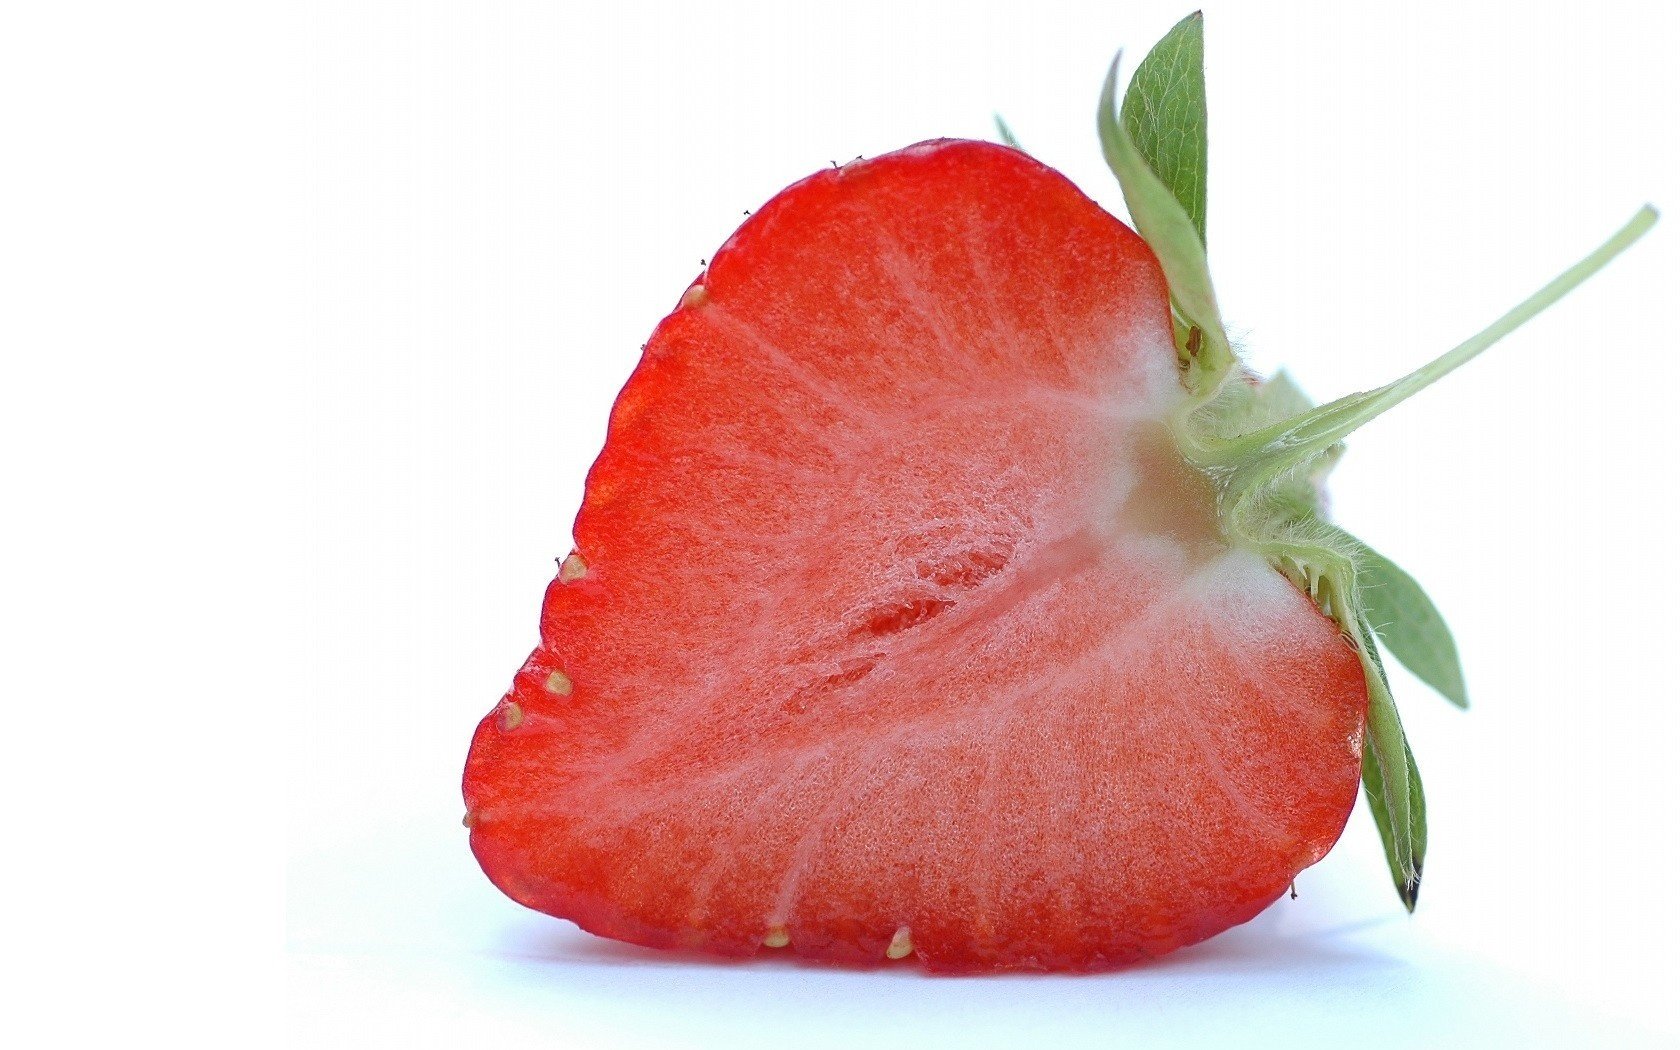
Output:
[{"xmin": 464, "ymin": 140, "xmax": 1368, "ymax": 972}]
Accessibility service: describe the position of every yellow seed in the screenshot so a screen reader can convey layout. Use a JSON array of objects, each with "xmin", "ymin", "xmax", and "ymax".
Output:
[
  {"xmin": 886, "ymin": 926, "xmax": 912, "ymax": 960},
  {"xmin": 680, "ymin": 284, "xmax": 709, "ymax": 309},
  {"xmin": 500, "ymin": 702, "xmax": 524, "ymax": 731},
  {"xmin": 462, "ymin": 810, "xmax": 477, "ymax": 829},
  {"xmin": 544, "ymin": 670, "xmax": 573, "ymax": 696},
  {"xmin": 763, "ymin": 925, "xmax": 790, "ymax": 949},
  {"xmin": 559, "ymin": 553, "xmax": 588, "ymax": 583}
]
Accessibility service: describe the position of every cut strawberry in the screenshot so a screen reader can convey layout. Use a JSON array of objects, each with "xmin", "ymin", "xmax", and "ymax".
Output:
[{"xmin": 463, "ymin": 14, "xmax": 1655, "ymax": 972}]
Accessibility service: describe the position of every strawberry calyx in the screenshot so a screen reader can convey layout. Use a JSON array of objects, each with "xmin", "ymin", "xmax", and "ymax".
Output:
[{"xmin": 1093, "ymin": 12, "xmax": 1657, "ymax": 908}]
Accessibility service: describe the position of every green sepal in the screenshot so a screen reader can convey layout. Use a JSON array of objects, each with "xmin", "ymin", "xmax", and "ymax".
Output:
[
  {"xmin": 1340, "ymin": 533, "xmax": 1468, "ymax": 709},
  {"xmin": 1350, "ymin": 612, "xmax": 1425, "ymax": 909},
  {"xmin": 1097, "ymin": 42, "xmax": 1232, "ymax": 396},
  {"xmin": 1360, "ymin": 700, "xmax": 1427, "ymax": 910},
  {"xmin": 1119, "ymin": 11, "xmax": 1208, "ymax": 244}
]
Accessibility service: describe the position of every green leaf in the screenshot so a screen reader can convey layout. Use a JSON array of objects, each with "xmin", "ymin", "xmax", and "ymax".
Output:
[
  {"xmin": 1361, "ymin": 709, "xmax": 1427, "ymax": 911},
  {"xmin": 1120, "ymin": 12, "xmax": 1207, "ymax": 244},
  {"xmin": 1351, "ymin": 614, "xmax": 1425, "ymax": 910},
  {"xmin": 1347, "ymin": 537, "xmax": 1468, "ymax": 709},
  {"xmin": 1097, "ymin": 50, "xmax": 1231, "ymax": 392},
  {"xmin": 993, "ymin": 114, "xmax": 1024, "ymax": 152}
]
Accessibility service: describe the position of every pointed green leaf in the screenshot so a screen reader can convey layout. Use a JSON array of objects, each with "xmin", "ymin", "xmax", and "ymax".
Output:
[
  {"xmin": 1351, "ymin": 615, "xmax": 1425, "ymax": 910},
  {"xmin": 1097, "ymin": 51, "xmax": 1231, "ymax": 390},
  {"xmin": 1120, "ymin": 11, "xmax": 1207, "ymax": 244},
  {"xmin": 1361, "ymin": 713, "xmax": 1427, "ymax": 911},
  {"xmin": 993, "ymin": 114, "xmax": 1024, "ymax": 152},
  {"xmin": 1348, "ymin": 537, "xmax": 1468, "ymax": 709}
]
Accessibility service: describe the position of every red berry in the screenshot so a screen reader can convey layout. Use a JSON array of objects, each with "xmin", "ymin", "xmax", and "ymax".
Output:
[{"xmin": 463, "ymin": 141, "xmax": 1368, "ymax": 973}]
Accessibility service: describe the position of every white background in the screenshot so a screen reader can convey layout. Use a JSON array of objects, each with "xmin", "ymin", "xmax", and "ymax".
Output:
[{"xmin": 2, "ymin": 1, "xmax": 1676, "ymax": 1046}]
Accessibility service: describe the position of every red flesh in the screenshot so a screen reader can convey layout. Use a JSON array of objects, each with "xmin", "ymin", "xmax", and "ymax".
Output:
[{"xmin": 464, "ymin": 140, "xmax": 1367, "ymax": 973}]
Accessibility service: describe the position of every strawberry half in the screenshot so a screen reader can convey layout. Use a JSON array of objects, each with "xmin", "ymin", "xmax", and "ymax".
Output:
[{"xmin": 463, "ymin": 14, "xmax": 1654, "ymax": 972}]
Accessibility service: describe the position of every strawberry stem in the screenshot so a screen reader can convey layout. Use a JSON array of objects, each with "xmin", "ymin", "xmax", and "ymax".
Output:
[{"xmin": 1195, "ymin": 206, "xmax": 1657, "ymax": 498}]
